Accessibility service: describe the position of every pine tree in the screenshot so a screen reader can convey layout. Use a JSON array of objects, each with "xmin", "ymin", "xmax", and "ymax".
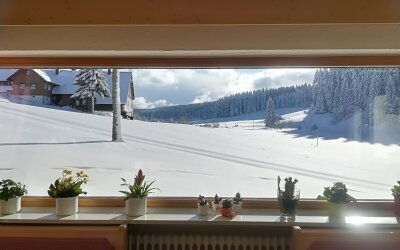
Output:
[
  {"xmin": 264, "ymin": 97, "xmax": 277, "ymax": 128},
  {"xmin": 71, "ymin": 69, "xmax": 111, "ymax": 113}
]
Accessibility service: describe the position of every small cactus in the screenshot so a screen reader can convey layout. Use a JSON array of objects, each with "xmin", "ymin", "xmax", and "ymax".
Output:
[
  {"xmin": 278, "ymin": 175, "xmax": 298, "ymax": 199},
  {"xmin": 214, "ymin": 194, "xmax": 222, "ymax": 204},
  {"xmin": 198, "ymin": 195, "xmax": 208, "ymax": 206},
  {"xmin": 233, "ymin": 192, "xmax": 242, "ymax": 204}
]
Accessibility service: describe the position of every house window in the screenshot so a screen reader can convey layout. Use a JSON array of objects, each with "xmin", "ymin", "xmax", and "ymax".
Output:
[
  {"xmin": 0, "ymin": 67, "xmax": 399, "ymax": 200},
  {"xmin": 19, "ymin": 83, "xmax": 25, "ymax": 89},
  {"xmin": 47, "ymin": 84, "xmax": 52, "ymax": 91},
  {"xmin": 31, "ymin": 83, "xmax": 37, "ymax": 89}
]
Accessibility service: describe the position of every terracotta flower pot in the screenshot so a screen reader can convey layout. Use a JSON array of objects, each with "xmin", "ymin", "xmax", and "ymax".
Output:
[
  {"xmin": 220, "ymin": 207, "xmax": 233, "ymax": 218},
  {"xmin": 394, "ymin": 197, "xmax": 400, "ymax": 216}
]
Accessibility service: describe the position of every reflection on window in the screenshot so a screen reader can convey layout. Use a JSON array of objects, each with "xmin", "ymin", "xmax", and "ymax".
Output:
[{"xmin": 0, "ymin": 68, "xmax": 398, "ymax": 198}]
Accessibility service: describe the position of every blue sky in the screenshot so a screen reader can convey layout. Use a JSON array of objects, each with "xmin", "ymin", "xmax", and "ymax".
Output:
[{"xmin": 132, "ymin": 68, "xmax": 316, "ymax": 108}]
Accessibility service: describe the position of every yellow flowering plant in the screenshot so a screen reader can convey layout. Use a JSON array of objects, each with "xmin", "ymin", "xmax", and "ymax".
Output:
[{"xmin": 48, "ymin": 169, "xmax": 89, "ymax": 198}]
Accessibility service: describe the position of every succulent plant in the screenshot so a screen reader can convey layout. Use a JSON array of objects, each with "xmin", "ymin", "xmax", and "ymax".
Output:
[
  {"xmin": 221, "ymin": 199, "xmax": 232, "ymax": 209},
  {"xmin": 198, "ymin": 195, "xmax": 208, "ymax": 206},
  {"xmin": 319, "ymin": 182, "xmax": 355, "ymax": 203},
  {"xmin": 233, "ymin": 192, "xmax": 242, "ymax": 204},
  {"xmin": 278, "ymin": 176, "xmax": 298, "ymax": 199},
  {"xmin": 392, "ymin": 181, "xmax": 400, "ymax": 198},
  {"xmin": 213, "ymin": 194, "xmax": 222, "ymax": 204}
]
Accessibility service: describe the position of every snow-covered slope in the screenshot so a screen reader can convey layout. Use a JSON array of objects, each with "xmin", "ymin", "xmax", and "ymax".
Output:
[{"xmin": 0, "ymin": 97, "xmax": 398, "ymax": 199}]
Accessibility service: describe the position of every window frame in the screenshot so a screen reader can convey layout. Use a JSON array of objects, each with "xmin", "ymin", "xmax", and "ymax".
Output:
[{"xmin": 0, "ymin": 56, "xmax": 398, "ymax": 209}]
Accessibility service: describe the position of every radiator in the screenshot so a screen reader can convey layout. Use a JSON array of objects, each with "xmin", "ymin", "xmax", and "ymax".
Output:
[{"xmin": 131, "ymin": 233, "xmax": 291, "ymax": 250}]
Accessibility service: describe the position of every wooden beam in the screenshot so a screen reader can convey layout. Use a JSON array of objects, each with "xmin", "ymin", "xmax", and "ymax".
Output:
[
  {"xmin": 1, "ymin": 56, "xmax": 400, "ymax": 68},
  {"xmin": 1, "ymin": 0, "xmax": 399, "ymax": 25}
]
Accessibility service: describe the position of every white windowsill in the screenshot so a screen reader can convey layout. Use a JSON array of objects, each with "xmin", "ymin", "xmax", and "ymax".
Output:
[{"xmin": 0, "ymin": 207, "xmax": 398, "ymax": 228}]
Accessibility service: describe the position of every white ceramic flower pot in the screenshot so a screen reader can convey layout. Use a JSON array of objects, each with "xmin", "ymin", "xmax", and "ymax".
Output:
[
  {"xmin": 212, "ymin": 202, "xmax": 221, "ymax": 211},
  {"xmin": 125, "ymin": 198, "xmax": 147, "ymax": 217},
  {"xmin": 1, "ymin": 197, "xmax": 21, "ymax": 215},
  {"xmin": 197, "ymin": 204, "xmax": 209, "ymax": 216},
  {"xmin": 328, "ymin": 202, "xmax": 347, "ymax": 218},
  {"xmin": 232, "ymin": 202, "xmax": 242, "ymax": 214},
  {"xmin": 56, "ymin": 197, "xmax": 78, "ymax": 216}
]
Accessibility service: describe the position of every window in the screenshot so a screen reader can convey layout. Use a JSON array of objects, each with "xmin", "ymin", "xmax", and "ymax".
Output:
[
  {"xmin": 0, "ymin": 68, "xmax": 399, "ymax": 199},
  {"xmin": 31, "ymin": 83, "xmax": 37, "ymax": 89},
  {"xmin": 19, "ymin": 83, "xmax": 25, "ymax": 89},
  {"xmin": 82, "ymin": 99, "xmax": 87, "ymax": 105},
  {"xmin": 47, "ymin": 84, "xmax": 52, "ymax": 91}
]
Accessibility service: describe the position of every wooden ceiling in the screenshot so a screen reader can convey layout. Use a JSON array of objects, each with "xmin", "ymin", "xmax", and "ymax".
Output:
[{"xmin": 0, "ymin": 0, "xmax": 399, "ymax": 67}]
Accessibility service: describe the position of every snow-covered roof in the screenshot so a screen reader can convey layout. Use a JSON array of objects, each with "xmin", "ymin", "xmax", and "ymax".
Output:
[
  {"xmin": 0, "ymin": 69, "xmax": 134, "ymax": 104},
  {"xmin": 0, "ymin": 69, "xmax": 17, "ymax": 81},
  {"xmin": 32, "ymin": 69, "xmax": 53, "ymax": 83},
  {"xmin": 47, "ymin": 69, "xmax": 133, "ymax": 104}
]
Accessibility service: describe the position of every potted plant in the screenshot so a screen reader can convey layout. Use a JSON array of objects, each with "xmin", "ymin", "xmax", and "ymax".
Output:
[
  {"xmin": 319, "ymin": 182, "xmax": 355, "ymax": 220},
  {"xmin": 197, "ymin": 195, "xmax": 209, "ymax": 216},
  {"xmin": 212, "ymin": 194, "xmax": 222, "ymax": 210},
  {"xmin": 277, "ymin": 176, "xmax": 300, "ymax": 218},
  {"xmin": 0, "ymin": 179, "xmax": 27, "ymax": 214},
  {"xmin": 220, "ymin": 199, "xmax": 233, "ymax": 218},
  {"xmin": 391, "ymin": 181, "xmax": 400, "ymax": 216},
  {"xmin": 120, "ymin": 169, "xmax": 158, "ymax": 217},
  {"xmin": 232, "ymin": 192, "xmax": 242, "ymax": 214},
  {"xmin": 48, "ymin": 169, "xmax": 89, "ymax": 216}
]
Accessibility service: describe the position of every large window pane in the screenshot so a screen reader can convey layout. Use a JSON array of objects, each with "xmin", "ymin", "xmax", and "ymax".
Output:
[{"xmin": 0, "ymin": 68, "xmax": 398, "ymax": 199}]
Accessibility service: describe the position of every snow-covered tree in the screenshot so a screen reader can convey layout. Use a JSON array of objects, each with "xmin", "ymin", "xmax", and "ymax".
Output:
[
  {"xmin": 264, "ymin": 97, "xmax": 277, "ymax": 128},
  {"xmin": 112, "ymin": 69, "xmax": 122, "ymax": 142},
  {"xmin": 72, "ymin": 69, "xmax": 111, "ymax": 113},
  {"xmin": 385, "ymin": 71, "xmax": 399, "ymax": 115}
]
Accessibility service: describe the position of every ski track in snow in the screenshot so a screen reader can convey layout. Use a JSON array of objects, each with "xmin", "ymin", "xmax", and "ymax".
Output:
[{"xmin": 0, "ymin": 99, "xmax": 399, "ymax": 199}]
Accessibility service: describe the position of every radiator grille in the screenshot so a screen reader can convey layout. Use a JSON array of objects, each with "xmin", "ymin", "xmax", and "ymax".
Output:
[{"xmin": 131, "ymin": 233, "xmax": 291, "ymax": 250}]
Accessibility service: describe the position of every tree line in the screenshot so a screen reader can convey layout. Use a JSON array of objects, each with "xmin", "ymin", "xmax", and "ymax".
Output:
[{"xmin": 138, "ymin": 84, "xmax": 312, "ymax": 122}]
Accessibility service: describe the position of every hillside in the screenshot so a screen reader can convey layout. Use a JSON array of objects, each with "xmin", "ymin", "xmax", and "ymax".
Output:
[{"xmin": 0, "ymin": 96, "xmax": 398, "ymax": 199}]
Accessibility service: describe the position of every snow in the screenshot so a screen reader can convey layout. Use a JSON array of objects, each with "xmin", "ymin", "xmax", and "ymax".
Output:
[
  {"xmin": 0, "ymin": 96, "xmax": 399, "ymax": 199},
  {"xmin": 31, "ymin": 69, "xmax": 54, "ymax": 84}
]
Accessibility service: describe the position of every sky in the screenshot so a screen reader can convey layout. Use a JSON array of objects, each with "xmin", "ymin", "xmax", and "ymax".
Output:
[{"xmin": 132, "ymin": 68, "xmax": 316, "ymax": 109}]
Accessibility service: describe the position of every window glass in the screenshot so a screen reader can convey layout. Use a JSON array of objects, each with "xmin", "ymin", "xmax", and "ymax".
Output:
[
  {"xmin": 19, "ymin": 83, "xmax": 25, "ymax": 89},
  {"xmin": 31, "ymin": 83, "xmax": 37, "ymax": 89},
  {"xmin": 0, "ymin": 68, "xmax": 398, "ymax": 199}
]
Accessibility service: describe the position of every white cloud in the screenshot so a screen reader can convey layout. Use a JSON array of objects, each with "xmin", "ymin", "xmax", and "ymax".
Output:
[
  {"xmin": 133, "ymin": 68, "xmax": 316, "ymax": 108},
  {"xmin": 133, "ymin": 97, "xmax": 174, "ymax": 109},
  {"xmin": 192, "ymin": 89, "xmax": 213, "ymax": 104}
]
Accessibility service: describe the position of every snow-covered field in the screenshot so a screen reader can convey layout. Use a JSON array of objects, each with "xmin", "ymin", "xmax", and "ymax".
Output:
[{"xmin": 0, "ymin": 96, "xmax": 399, "ymax": 199}]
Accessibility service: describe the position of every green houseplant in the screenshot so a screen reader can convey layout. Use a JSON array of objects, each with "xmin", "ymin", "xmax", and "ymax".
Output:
[
  {"xmin": 391, "ymin": 181, "xmax": 400, "ymax": 216},
  {"xmin": 120, "ymin": 169, "xmax": 158, "ymax": 217},
  {"xmin": 48, "ymin": 169, "xmax": 89, "ymax": 216},
  {"xmin": 0, "ymin": 179, "xmax": 27, "ymax": 214},
  {"xmin": 212, "ymin": 194, "xmax": 222, "ymax": 210},
  {"xmin": 232, "ymin": 192, "xmax": 242, "ymax": 214},
  {"xmin": 319, "ymin": 182, "xmax": 355, "ymax": 220},
  {"xmin": 197, "ymin": 195, "xmax": 209, "ymax": 216},
  {"xmin": 220, "ymin": 199, "xmax": 233, "ymax": 218},
  {"xmin": 277, "ymin": 176, "xmax": 300, "ymax": 218}
]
